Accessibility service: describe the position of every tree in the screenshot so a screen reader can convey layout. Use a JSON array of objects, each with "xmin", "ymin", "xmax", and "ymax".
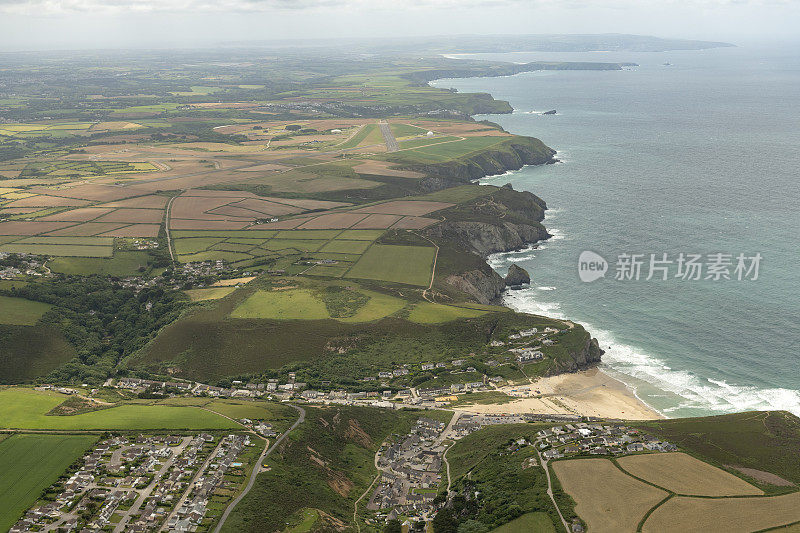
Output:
[
  {"xmin": 432, "ymin": 509, "xmax": 458, "ymax": 533},
  {"xmin": 285, "ymin": 124, "xmax": 301, "ymax": 131},
  {"xmin": 457, "ymin": 520, "xmax": 489, "ymax": 533},
  {"xmin": 383, "ymin": 520, "xmax": 402, "ymax": 533}
]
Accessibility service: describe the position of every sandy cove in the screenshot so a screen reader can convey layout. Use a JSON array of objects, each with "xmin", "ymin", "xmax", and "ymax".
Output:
[{"xmin": 456, "ymin": 367, "xmax": 663, "ymax": 420}]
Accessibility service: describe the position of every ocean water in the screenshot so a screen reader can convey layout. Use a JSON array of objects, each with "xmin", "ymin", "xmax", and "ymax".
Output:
[{"xmin": 432, "ymin": 46, "xmax": 800, "ymax": 418}]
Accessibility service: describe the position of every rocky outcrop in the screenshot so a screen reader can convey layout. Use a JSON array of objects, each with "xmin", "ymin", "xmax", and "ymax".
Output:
[
  {"xmin": 505, "ymin": 264, "xmax": 530, "ymax": 286},
  {"xmin": 546, "ymin": 337, "xmax": 604, "ymax": 376},
  {"xmin": 426, "ymin": 220, "xmax": 549, "ymax": 257},
  {"xmin": 392, "ymin": 137, "xmax": 556, "ymax": 183},
  {"xmin": 444, "ymin": 270, "xmax": 506, "ymax": 305}
]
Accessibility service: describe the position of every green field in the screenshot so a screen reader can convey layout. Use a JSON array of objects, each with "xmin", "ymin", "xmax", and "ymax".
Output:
[
  {"xmin": 0, "ymin": 295, "xmax": 52, "ymax": 325},
  {"xmin": 336, "ymin": 290, "xmax": 406, "ymax": 323},
  {"xmin": 0, "ymin": 243, "xmax": 113, "ymax": 257},
  {"xmin": 231, "ymin": 289, "xmax": 330, "ymax": 320},
  {"xmin": 318, "ymin": 239, "xmax": 372, "ymax": 254},
  {"xmin": 337, "ymin": 123, "xmax": 381, "ymax": 149},
  {"xmin": 408, "ymin": 302, "xmax": 487, "ymax": 324},
  {"xmin": 48, "ymin": 251, "xmax": 152, "ymax": 276},
  {"xmin": 345, "ymin": 244, "xmax": 435, "ymax": 286},
  {"xmin": 0, "ymin": 388, "xmax": 238, "ymax": 430},
  {"xmin": 490, "ymin": 512, "xmax": 555, "ymax": 533},
  {"xmin": 0, "ymin": 434, "xmax": 98, "ymax": 531}
]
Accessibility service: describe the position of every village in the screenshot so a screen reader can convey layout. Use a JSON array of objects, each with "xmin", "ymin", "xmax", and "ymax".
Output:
[{"xmin": 10, "ymin": 433, "xmax": 255, "ymax": 533}]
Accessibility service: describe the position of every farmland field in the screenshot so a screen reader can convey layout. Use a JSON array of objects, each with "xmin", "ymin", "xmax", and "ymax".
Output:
[
  {"xmin": 616, "ymin": 452, "xmax": 763, "ymax": 496},
  {"xmin": 552, "ymin": 458, "xmax": 667, "ymax": 533},
  {"xmin": 48, "ymin": 251, "xmax": 152, "ymax": 276},
  {"xmin": 231, "ymin": 289, "xmax": 330, "ymax": 320},
  {"xmin": 0, "ymin": 434, "xmax": 98, "ymax": 531},
  {"xmin": 0, "ymin": 388, "xmax": 238, "ymax": 430},
  {"xmin": 344, "ymin": 244, "xmax": 435, "ymax": 286},
  {"xmin": 0, "ymin": 295, "xmax": 52, "ymax": 325},
  {"xmin": 185, "ymin": 286, "xmax": 237, "ymax": 301},
  {"xmin": 642, "ymin": 492, "xmax": 800, "ymax": 533}
]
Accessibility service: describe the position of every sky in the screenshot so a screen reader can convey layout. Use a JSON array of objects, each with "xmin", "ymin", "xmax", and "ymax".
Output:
[{"xmin": 1, "ymin": 0, "xmax": 799, "ymax": 51}]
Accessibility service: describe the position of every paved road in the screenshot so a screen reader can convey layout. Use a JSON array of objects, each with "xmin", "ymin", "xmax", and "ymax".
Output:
[
  {"xmin": 378, "ymin": 120, "xmax": 399, "ymax": 152},
  {"xmin": 536, "ymin": 440, "xmax": 570, "ymax": 532},
  {"xmin": 114, "ymin": 436, "xmax": 193, "ymax": 533},
  {"xmin": 213, "ymin": 404, "xmax": 306, "ymax": 533}
]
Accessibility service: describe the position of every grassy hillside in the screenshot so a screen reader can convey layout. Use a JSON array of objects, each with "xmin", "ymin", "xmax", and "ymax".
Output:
[
  {"xmin": 0, "ymin": 324, "xmax": 77, "ymax": 383},
  {"xmin": 129, "ymin": 277, "xmax": 588, "ymax": 386},
  {"xmin": 636, "ymin": 410, "xmax": 800, "ymax": 492},
  {"xmin": 221, "ymin": 405, "xmax": 438, "ymax": 532}
]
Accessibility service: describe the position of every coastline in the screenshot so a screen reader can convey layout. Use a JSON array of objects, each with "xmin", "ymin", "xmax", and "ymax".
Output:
[
  {"xmin": 456, "ymin": 367, "xmax": 664, "ymax": 420},
  {"xmin": 427, "ymin": 70, "xmax": 667, "ymax": 421}
]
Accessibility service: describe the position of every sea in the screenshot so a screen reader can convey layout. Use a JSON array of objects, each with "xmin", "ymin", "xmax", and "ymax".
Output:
[{"xmin": 432, "ymin": 45, "xmax": 800, "ymax": 418}]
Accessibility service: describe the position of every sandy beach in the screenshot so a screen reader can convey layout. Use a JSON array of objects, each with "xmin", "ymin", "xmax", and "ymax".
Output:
[{"xmin": 455, "ymin": 367, "xmax": 663, "ymax": 420}]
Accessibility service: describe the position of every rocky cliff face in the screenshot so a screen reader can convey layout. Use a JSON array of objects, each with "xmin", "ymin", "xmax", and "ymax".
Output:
[
  {"xmin": 505, "ymin": 264, "xmax": 530, "ymax": 286},
  {"xmin": 444, "ymin": 270, "xmax": 506, "ymax": 305},
  {"xmin": 426, "ymin": 220, "xmax": 549, "ymax": 257},
  {"xmin": 546, "ymin": 337, "xmax": 604, "ymax": 376}
]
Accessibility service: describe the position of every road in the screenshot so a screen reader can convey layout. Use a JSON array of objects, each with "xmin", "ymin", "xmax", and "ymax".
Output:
[
  {"xmin": 114, "ymin": 436, "xmax": 193, "ymax": 533},
  {"xmin": 159, "ymin": 438, "xmax": 227, "ymax": 532},
  {"xmin": 378, "ymin": 120, "xmax": 399, "ymax": 152},
  {"xmin": 536, "ymin": 440, "xmax": 570, "ymax": 532},
  {"xmin": 213, "ymin": 404, "xmax": 306, "ymax": 533}
]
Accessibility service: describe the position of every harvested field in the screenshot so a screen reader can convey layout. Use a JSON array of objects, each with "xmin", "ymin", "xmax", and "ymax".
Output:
[
  {"xmin": 230, "ymin": 198, "xmax": 302, "ymax": 215},
  {"xmin": 616, "ymin": 452, "xmax": 763, "ymax": 496},
  {"xmin": 38, "ymin": 207, "xmax": 111, "ymax": 222},
  {"xmin": 275, "ymin": 230, "xmax": 342, "ymax": 240},
  {"xmin": 170, "ymin": 219, "xmax": 249, "ymax": 230},
  {"xmin": 0, "ymin": 243, "xmax": 112, "ymax": 257},
  {"xmin": 553, "ymin": 458, "xmax": 667, "ymax": 533},
  {"xmin": 353, "ymin": 200, "xmax": 453, "ymax": 216},
  {"xmin": 642, "ymin": 492, "xmax": 800, "ymax": 533},
  {"xmin": 253, "ymin": 218, "xmax": 309, "ymax": 229},
  {"xmin": 40, "ymin": 184, "xmax": 148, "ymax": 202},
  {"xmin": 351, "ymin": 214, "xmax": 401, "ymax": 229},
  {"xmin": 170, "ymin": 197, "xmax": 233, "ymax": 219},
  {"xmin": 0, "ymin": 221, "xmax": 74, "ymax": 235},
  {"xmin": 212, "ymin": 277, "xmax": 257, "ymax": 286},
  {"xmin": 391, "ymin": 216, "xmax": 438, "ymax": 229},
  {"xmin": 185, "ymin": 287, "xmax": 236, "ymax": 301},
  {"xmin": 728, "ymin": 466, "xmax": 795, "ymax": 487},
  {"xmin": 297, "ymin": 213, "xmax": 368, "ymax": 230},
  {"xmin": 99, "ymin": 224, "xmax": 160, "ymax": 237},
  {"xmin": 16, "ymin": 236, "xmax": 113, "ymax": 246},
  {"xmin": 94, "ymin": 208, "xmax": 164, "ymax": 224},
  {"xmin": 97, "ymin": 195, "xmax": 168, "ymax": 209},
  {"xmin": 45, "ymin": 222, "xmax": 127, "ymax": 236},
  {"xmin": 5, "ymin": 195, "xmax": 90, "ymax": 208},
  {"xmin": 352, "ymin": 160, "xmax": 425, "ymax": 178},
  {"xmin": 207, "ymin": 206, "xmax": 264, "ymax": 219},
  {"xmin": 264, "ymin": 198, "xmax": 350, "ymax": 210},
  {"xmin": 234, "ymin": 163, "xmax": 291, "ymax": 172},
  {"xmin": 180, "ymin": 189, "xmax": 258, "ymax": 198}
]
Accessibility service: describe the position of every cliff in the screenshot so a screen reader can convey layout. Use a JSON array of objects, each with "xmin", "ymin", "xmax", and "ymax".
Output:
[
  {"xmin": 393, "ymin": 136, "xmax": 556, "ymax": 183},
  {"xmin": 424, "ymin": 187, "xmax": 550, "ymax": 304},
  {"xmin": 546, "ymin": 336, "xmax": 604, "ymax": 376}
]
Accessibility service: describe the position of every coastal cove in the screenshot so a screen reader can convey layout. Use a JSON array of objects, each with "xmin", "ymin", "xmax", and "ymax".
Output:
[{"xmin": 435, "ymin": 45, "xmax": 800, "ymax": 418}]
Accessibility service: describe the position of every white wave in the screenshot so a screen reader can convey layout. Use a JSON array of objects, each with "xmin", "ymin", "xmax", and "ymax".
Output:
[{"xmin": 489, "ymin": 251, "xmax": 800, "ymax": 417}]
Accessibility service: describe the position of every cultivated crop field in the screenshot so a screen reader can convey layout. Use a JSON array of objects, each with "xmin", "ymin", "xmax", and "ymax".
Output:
[
  {"xmin": 552, "ymin": 458, "xmax": 668, "ymax": 533},
  {"xmin": 0, "ymin": 434, "xmax": 98, "ymax": 531},
  {"xmin": 345, "ymin": 244, "xmax": 435, "ymax": 286},
  {"xmin": 642, "ymin": 492, "xmax": 800, "ymax": 533},
  {"xmin": 616, "ymin": 452, "xmax": 763, "ymax": 496}
]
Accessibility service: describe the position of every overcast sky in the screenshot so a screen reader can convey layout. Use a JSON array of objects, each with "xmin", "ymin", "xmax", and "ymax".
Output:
[{"xmin": 1, "ymin": 0, "xmax": 799, "ymax": 51}]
